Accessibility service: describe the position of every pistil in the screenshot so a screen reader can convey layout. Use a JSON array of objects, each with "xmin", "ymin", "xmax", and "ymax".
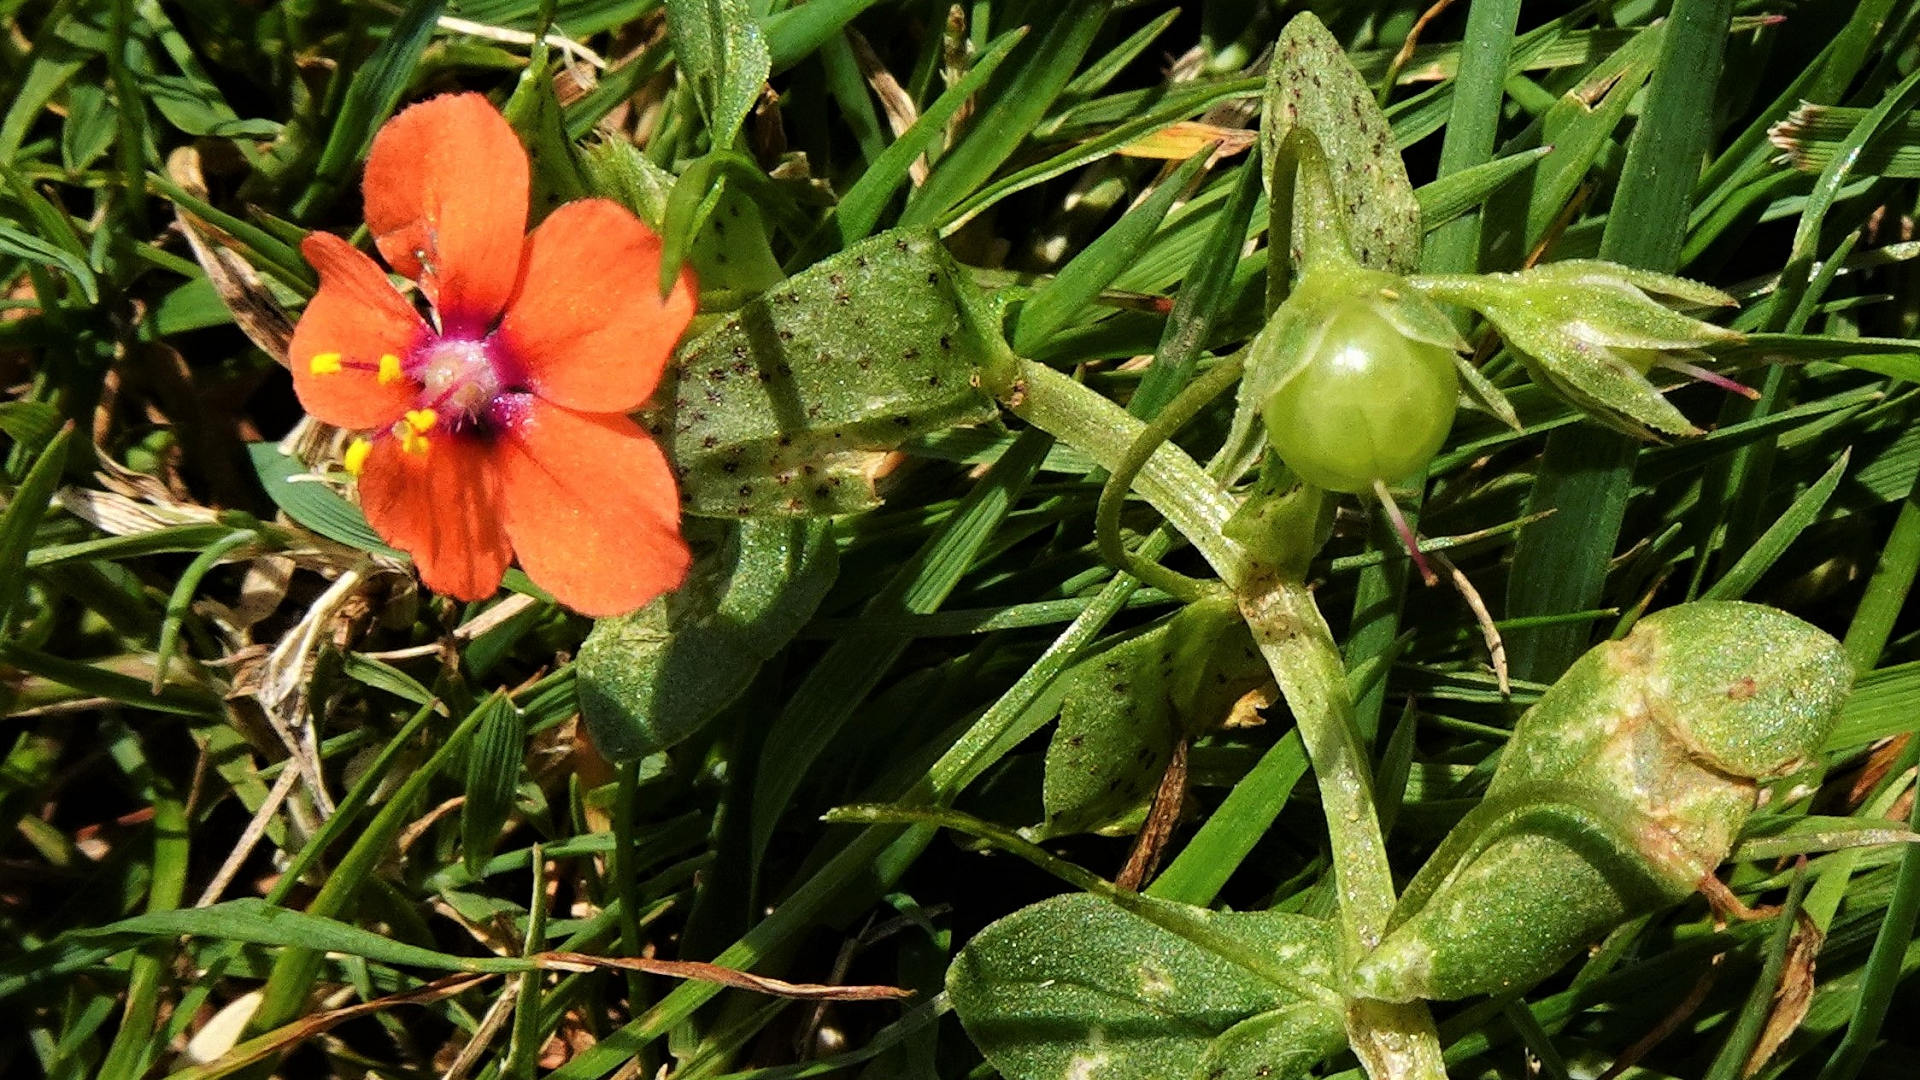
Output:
[{"xmin": 413, "ymin": 336, "xmax": 506, "ymax": 426}]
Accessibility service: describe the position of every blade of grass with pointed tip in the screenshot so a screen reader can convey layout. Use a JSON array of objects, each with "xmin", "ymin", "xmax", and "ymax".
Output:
[
  {"xmin": 1701, "ymin": 450, "xmax": 1848, "ymax": 601},
  {"xmin": 1130, "ymin": 157, "xmax": 1264, "ymax": 422},
  {"xmin": 763, "ymin": 0, "xmax": 890, "ymax": 73},
  {"xmin": 1060, "ymin": 8, "xmax": 1181, "ymax": 104},
  {"xmin": 292, "ymin": 0, "xmax": 446, "ymax": 218},
  {"xmin": 1415, "ymin": 147, "xmax": 1551, "ymax": 237},
  {"xmin": 0, "ymin": 425, "xmax": 71, "ymax": 634},
  {"xmin": 826, "ymin": 27, "xmax": 1026, "ymax": 247},
  {"xmin": 0, "ymin": 220, "xmax": 98, "ymax": 304},
  {"xmin": 1148, "ymin": 730, "xmax": 1309, "ymax": 906},
  {"xmin": 246, "ymin": 442, "xmax": 397, "ymax": 556},
  {"xmin": 1012, "ymin": 150, "xmax": 1211, "ymax": 357},
  {"xmin": 1506, "ymin": 0, "xmax": 1735, "ymax": 682},
  {"xmin": 900, "ymin": 0, "xmax": 1105, "ymax": 229}
]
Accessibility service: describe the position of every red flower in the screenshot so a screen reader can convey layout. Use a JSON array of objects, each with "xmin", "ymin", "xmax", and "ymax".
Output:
[{"xmin": 288, "ymin": 94, "xmax": 697, "ymax": 617}]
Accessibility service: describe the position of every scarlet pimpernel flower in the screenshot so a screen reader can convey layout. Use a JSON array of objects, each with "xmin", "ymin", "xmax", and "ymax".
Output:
[{"xmin": 288, "ymin": 94, "xmax": 697, "ymax": 616}]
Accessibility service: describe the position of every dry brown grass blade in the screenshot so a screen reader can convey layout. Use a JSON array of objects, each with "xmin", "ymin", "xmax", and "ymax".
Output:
[
  {"xmin": 164, "ymin": 972, "xmax": 497, "ymax": 1080},
  {"xmin": 1743, "ymin": 913, "xmax": 1822, "ymax": 1077},
  {"xmin": 166, "ymin": 146, "xmax": 295, "ymax": 364},
  {"xmin": 1118, "ymin": 736, "xmax": 1188, "ymax": 890},
  {"xmin": 529, "ymin": 952, "xmax": 913, "ymax": 1000}
]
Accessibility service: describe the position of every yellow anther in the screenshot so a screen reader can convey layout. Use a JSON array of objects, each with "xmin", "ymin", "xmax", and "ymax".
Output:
[
  {"xmin": 398, "ymin": 427, "xmax": 432, "ymax": 455},
  {"xmin": 377, "ymin": 354, "xmax": 403, "ymax": 385},
  {"xmin": 309, "ymin": 352, "xmax": 343, "ymax": 375},
  {"xmin": 343, "ymin": 438, "xmax": 372, "ymax": 476},
  {"xmin": 404, "ymin": 408, "xmax": 438, "ymax": 434}
]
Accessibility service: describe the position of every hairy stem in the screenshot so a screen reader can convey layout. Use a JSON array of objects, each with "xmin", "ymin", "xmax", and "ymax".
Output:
[{"xmin": 1005, "ymin": 356, "xmax": 1444, "ymax": 1080}]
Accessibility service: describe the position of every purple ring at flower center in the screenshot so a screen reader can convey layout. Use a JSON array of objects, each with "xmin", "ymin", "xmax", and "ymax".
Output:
[{"xmin": 409, "ymin": 334, "xmax": 521, "ymax": 430}]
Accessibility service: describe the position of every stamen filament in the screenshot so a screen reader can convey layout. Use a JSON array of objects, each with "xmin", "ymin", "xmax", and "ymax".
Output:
[{"xmin": 1657, "ymin": 356, "xmax": 1760, "ymax": 400}]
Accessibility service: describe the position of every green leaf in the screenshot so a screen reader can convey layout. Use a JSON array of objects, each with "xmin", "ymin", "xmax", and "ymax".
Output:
[
  {"xmin": 763, "ymin": 0, "xmax": 889, "ymax": 72},
  {"xmin": 503, "ymin": 41, "xmax": 588, "ymax": 218},
  {"xmin": 0, "ymin": 220, "xmax": 99, "ymax": 304},
  {"xmin": 1038, "ymin": 627, "xmax": 1178, "ymax": 838},
  {"xmin": 1826, "ymin": 658, "xmax": 1920, "ymax": 751},
  {"xmin": 339, "ymin": 652, "xmax": 437, "ymax": 709},
  {"xmin": 0, "ymin": 425, "xmax": 71, "ymax": 633},
  {"xmin": 0, "ymin": 644, "xmax": 222, "ymax": 719},
  {"xmin": 577, "ymin": 517, "xmax": 838, "ymax": 760},
  {"xmin": 1414, "ymin": 147, "xmax": 1552, "ymax": 236},
  {"xmin": 665, "ymin": 0, "xmax": 771, "ymax": 150},
  {"xmin": 827, "ymin": 27, "xmax": 1027, "ymax": 245},
  {"xmin": 293, "ymin": 0, "xmax": 447, "ymax": 218},
  {"xmin": 578, "ymin": 135, "xmax": 675, "ymax": 228},
  {"xmin": 246, "ymin": 442, "xmax": 397, "ymax": 557},
  {"xmin": 948, "ymin": 893, "xmax": 1344, "ymax": 1080},
  {"xmin": 0, "ymin": 898, "xmax": 533, "ymax": 1001},
  {"xmin": 149, "ymin": 275, "xmax": 234, "ymax": 336},
  {"xmin": 462, "ymin": 696, "xmax": 526, "ymax": 875},
  {"xmin": 654, "ymin": 229, "xmax": 1007, "ymax": 518},
  {"xmin": 1263, "ymin": 13, "xmax": 1422, "ymax": 273},
  {"xmin": 1732, "ymin": 816, "xmax": 1920, "ymax": 862},
  {"xmin": 1036, "ymin": 600, "xmax": 1269, "ymax": 839},
  {"xmin": 1201, "ymin": 1005, "xmax": 1354, "ymax": 1080},
  {"xmin": 1525, "ymin": 23, "xmax": 1660, "ymax": 249},
  {"xmin": 1768, "ymin": 104, "xmax": 1920, "ymax": 177},
  {"xmin": 902, "ymin": 0, "xmax": 1107, "ymax": 229},
  {"xmin": 1702, "ymin": 450, "xmax": 1848, "ymax": 601},
  {"xmin": 0, "ymin": 401, "xmax": 62, "ymax": 454},
  {"xmin": 1012, "ymin": 150, "xmax": 1211, "ymax": 357},
  {"xmin": 59, "ymin": 81, "xmax": 116, "ymax": 173}
]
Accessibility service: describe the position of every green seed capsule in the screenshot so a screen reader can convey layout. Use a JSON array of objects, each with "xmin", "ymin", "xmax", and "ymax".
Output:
[
  {"xmin": 1352, "ymin": 601, "xmax": 1851, "ymax": 1002},
  {"xmin": 1258, "ymin": 297, "xmax": 1460, "ymax": 494}
]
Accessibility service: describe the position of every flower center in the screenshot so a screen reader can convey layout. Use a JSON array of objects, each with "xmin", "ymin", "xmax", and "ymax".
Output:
[{"xmin": 414, "ymin": 336, "xmax": 504, "ymax": 424}]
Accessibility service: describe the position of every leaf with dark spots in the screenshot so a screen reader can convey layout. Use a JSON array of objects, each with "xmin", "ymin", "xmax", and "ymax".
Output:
[{"xmin": 653, "ymin": 229, "xmax": 1004, "ymax": 518}]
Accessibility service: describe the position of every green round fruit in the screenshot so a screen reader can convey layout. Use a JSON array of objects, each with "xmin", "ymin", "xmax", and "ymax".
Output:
[{"xmin": 1260, "ymin": 299, "xmax": 1460, "ymax": 493}]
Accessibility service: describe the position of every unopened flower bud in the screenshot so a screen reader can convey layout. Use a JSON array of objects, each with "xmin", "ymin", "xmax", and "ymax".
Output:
[{"xmin": 1412, "ymin": 261, "xmax": 1745, "ymax": 438}]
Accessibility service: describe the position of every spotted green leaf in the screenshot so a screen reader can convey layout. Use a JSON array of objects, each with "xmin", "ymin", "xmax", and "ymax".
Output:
[
  {"xmin": 1262, "ymin": 13, "xmax": 1421, "ymax": 273},
  {"xmin": 1039, "ymin": 600, "xmax": 1265, "ymax": 838},
  {"xmin": 1039, "ymin": 627, "xmax": 1176, "ymax": 838},
  {"xmin": 652, "ymin": 229, "xmax": 1006, "ymax": 518}
]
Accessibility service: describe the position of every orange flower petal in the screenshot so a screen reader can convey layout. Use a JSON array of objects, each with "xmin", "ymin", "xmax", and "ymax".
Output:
[
  {"xmin": 494, "ymin": 396, "xmax": 690, "ymax": 616},
  {"xmin": 359, "ymin": 430, "xmax": 513, "ymax": 602},
  {"xmin": 290, "ymin": 233, "xmax": 426, "ymax": 430},
  {"xmin": 495, "ymin": 199, "xmax": 697, "ymax": 414},
  {"xmin": 362, "ymin": 93, "xmax": 529, "ymax": 333}
]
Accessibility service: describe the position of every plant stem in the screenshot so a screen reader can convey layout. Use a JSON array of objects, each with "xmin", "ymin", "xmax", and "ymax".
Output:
[
  {"xmin": 1095, "ymin": 355, "xmax": 1247, "ymax": 601},
  {"xmin": 1009, "ymin": 359, "xmax": 1247, "ymax": 582},
  {"xmin": 1009, "ymin": 356, "xmax": 1444, "ymax": 1080}
]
